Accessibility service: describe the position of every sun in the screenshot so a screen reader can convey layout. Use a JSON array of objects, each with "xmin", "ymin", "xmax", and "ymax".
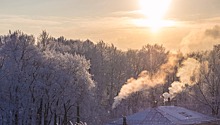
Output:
[
  {"xmin": 137, "ymin": 0, "xmax": 173, "ymax": 32},
  {"xmin": 139, "ymin": 0, "xmax": 171, "ymax": 20}
]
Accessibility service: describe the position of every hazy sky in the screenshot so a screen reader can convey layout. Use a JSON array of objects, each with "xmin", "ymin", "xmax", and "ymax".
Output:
[{"xmin": 1, "ymin": 0, "xmax": 220, "ymax": 51}]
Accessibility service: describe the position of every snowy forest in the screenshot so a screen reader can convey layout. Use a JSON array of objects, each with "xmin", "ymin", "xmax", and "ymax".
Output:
[{"xmin": 0, "ymin": 31, "xmax": 219, "ymax": 125}]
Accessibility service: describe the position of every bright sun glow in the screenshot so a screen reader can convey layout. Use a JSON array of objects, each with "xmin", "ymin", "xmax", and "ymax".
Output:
[
  {"xmin": 133, "ymin": 19, "xmax": 175, "ymax": 32},
  {"xmin": 137, "ymin": 0, "xmax": 174, "ymax": 32}
]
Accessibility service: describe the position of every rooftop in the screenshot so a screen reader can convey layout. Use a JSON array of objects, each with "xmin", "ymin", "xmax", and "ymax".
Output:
[{"xmin": 107, "ymin": 106, "xmax": 219, "ymax": 125}]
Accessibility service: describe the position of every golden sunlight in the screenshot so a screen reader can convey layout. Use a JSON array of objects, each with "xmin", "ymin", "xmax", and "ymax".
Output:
[
  {"xmin": 133, "ymin": 19, "xmax": 176, "ymax": 32},
  {"xmin": 137, "ymin": 0, "xmax": 174, "ymax": 32}
]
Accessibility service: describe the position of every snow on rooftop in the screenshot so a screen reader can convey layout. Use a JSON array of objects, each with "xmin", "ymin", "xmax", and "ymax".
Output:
[
  {"xmin": 106, "ymin": 106, "xmax": 219, "ymax": 125},
  {"xmin": 157, "ymin": 106, "xmax": 218, "ymax": 124}
]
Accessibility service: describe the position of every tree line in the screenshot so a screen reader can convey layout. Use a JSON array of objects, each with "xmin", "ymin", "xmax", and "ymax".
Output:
[{"xmin": 0, "ymin": 31, "xmax": 219, "ymax": 125}]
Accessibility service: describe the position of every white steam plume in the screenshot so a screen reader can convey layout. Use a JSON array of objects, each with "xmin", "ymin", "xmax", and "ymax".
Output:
[
  {"xmin": 162, "ymin": 92, "xmax": 171, "ymax": 102},
  {"xmin": 165, "ymin": 58, "xmax": 201, "ymax": 100},
  {"xmin": 112, "ymin": 54, "xmax": 178, "ymax": 109}
]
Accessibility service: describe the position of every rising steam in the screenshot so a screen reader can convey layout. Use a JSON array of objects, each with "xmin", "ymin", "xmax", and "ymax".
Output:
[
  {"xmin": 164, "ymin": 58, "xmax": 201, "ymax": 100},
  {"xmin": 112, "ymin": 54, "xmax": 178, "ymax": 109}
]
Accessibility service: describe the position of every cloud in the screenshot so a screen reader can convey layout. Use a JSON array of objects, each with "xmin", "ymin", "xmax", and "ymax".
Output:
[
  {"xmin": 1, "ymin": 14, "xmax": 219, "ymax": 52},
  {"xmin": 0, "ymin": 14, "xmax": 135, "ymax": 39},
  {"xmin": 180, "ymin": 25, "xmax": 220, "ymax": 53},
  {"xmin": 0, "ymin": 15, "xmax": 62, "ymax": 26},
  {"xmin": 205, "ymin": 25, "xmax": 220, "ymax": 39},
  {"xmin": 0, "ymin": 15, "xmax": 68, "ymax": 36},
  {"xmin": 110, "ymin": 10, "xmax": 143, "ymax": 18}
]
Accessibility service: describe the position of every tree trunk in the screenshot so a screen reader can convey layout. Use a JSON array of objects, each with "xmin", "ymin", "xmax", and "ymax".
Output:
[
  {"xmin": 63, "ymin": 104, "xmax": 68, "ymax": 125},
  {"xmin": 44, "ymin": 102, "xmax": 49, "ymax": 125},
  {"xmin": 36, "ymin": 99, "xmax": 42, "ymax": 125},
  {"xmin": 76, "ymin": 104, "xmax": 80, "ymax": 123},
  {"xmin": 54, "ymin": 113, "xmax": 57, "ymax": 125}
]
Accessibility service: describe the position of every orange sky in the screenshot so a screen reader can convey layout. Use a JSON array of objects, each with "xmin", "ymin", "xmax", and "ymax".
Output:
[{"xmin": 0, "ymin": 0, "xmax": 220, "ymax": 52}]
